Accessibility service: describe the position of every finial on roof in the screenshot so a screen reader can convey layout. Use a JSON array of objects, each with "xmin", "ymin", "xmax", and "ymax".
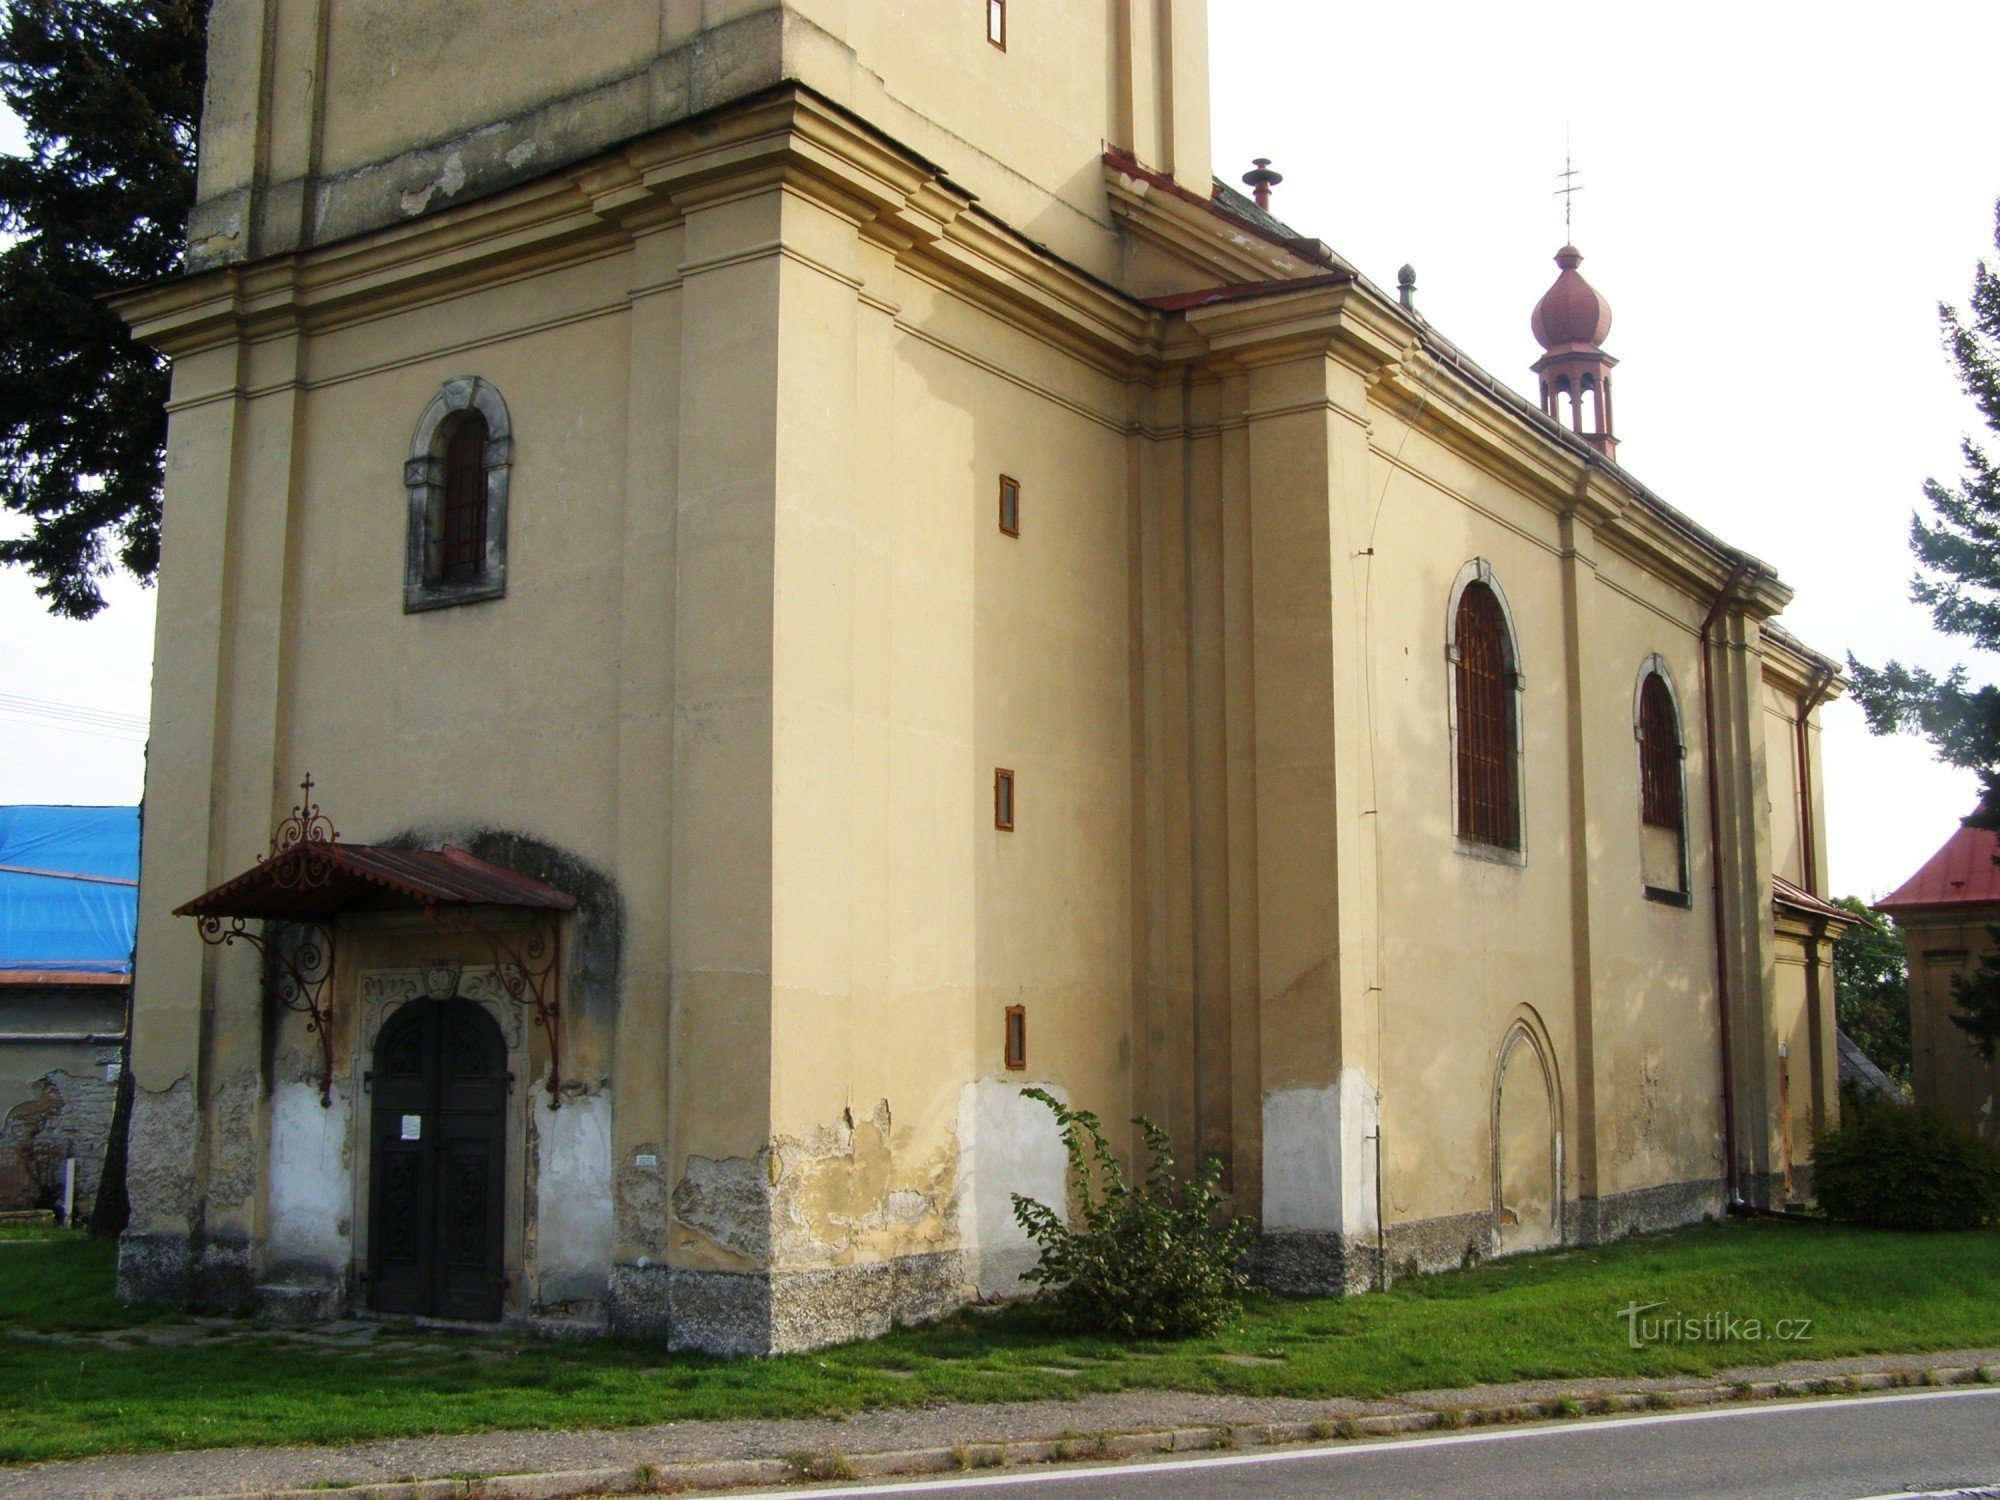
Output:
[
  {"xmin": 1242, "ymin": 158, "xmax": 1282, "ymax": 212},
  {"xmin": 1397, "ymin": 264, "xmax": 1417, "ymax": 312}
]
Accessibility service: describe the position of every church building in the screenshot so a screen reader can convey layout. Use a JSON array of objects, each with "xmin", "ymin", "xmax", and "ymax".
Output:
[{"xmin": 115, "ymin": 0, "xmax": 1844, "ymax": 1354}]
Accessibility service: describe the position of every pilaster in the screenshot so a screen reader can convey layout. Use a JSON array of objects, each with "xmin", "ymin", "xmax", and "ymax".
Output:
[
  {"xmin": 1239, "ymin": 348, "xmax": 1379, "ymax": 1289},
  {"xmin": 1555, "ymin": 506, "xmax": 1609, "ymax": 1208},
  {"xmin": 1711, "ymin": 612, "xmax": 1780, "ymax": 1203},
  {"xmin": 607, "ymin": 210, "xmax": 686, "ymax": 1324}
]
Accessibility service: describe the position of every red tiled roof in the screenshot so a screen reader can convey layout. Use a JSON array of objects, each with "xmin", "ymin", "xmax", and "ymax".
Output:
[
  {"xmin": 1874, "ymin": 822, "xmax": 2000, "ymax": 914},
  {"xmin": 174, "ymin": 843, "xmax": 576, "ymax": 923}
]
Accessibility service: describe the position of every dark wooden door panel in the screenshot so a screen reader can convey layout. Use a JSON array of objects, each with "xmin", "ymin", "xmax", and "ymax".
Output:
[{"xmin": 367, "ymin": 998, "xmax": 507, "ymax": 1321}]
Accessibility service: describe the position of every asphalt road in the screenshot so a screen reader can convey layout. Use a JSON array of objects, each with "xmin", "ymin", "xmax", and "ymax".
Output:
[{"xmin": 744, "ymin": 1387, "xmax": 2000, "ymax": 1500}]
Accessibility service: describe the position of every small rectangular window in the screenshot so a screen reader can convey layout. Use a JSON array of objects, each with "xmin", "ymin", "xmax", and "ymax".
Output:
[
  {"xmin": 1004, "ymin": 1005, "xmax": 1026, "ymax": 1070},
  {"xmin": 987, "ymin": 0, "xmax": 1006, "ymax": 50},
  {"xmin": 998, "ymin": 474, "xmax": 1020, "ymax": 536},
  {"xmin": 994, "ymin": 767, "xmax": 1015, "ymax": 830}
]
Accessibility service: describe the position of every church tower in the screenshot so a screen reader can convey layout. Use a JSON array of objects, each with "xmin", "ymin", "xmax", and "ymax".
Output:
[
  {"xmin": 1530, "ymin": 245, "xmax": 1619, "ymax": 461},
  {"xmin": 186, "ymin": 0, "xmax": 1209, "ymax": 285}
]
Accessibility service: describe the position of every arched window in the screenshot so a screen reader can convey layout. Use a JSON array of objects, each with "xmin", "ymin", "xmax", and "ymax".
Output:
[
  {"xmin": 405, "ymin": 376, "xmax": 512, "ymax": 612},
  {"xmin": 1452, "ymin": 572, "xmax": 1520, "ymax": 851},
  {"xmin": 1635, "ymin": 658, "xmax": 1688, "ymax": 900}
]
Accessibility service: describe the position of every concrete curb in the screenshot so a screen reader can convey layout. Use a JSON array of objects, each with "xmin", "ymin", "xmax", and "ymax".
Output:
[{"xmin": 178, "ymin": 1360, "xmax": 2000, "ymax": 1499}]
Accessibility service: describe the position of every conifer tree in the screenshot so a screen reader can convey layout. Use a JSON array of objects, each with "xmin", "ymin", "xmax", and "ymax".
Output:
[
  {"xmin": 0, "ymin": 0, "xmax": 205, "ymax": 618},
  {"xmin": 1850, "ymin": 196, "xmax": 2000, "ymax": 1057}
]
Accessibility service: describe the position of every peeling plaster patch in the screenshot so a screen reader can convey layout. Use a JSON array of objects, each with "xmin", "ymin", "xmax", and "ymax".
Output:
[
  {"xmin": 615, "ymin": 1140, "xmax": 670, "ymax": 1254},
  {"xmin": 399, "ymin": 151, "xmax": 468, "ymax": 216},
  {"xmin": 770, "ymin": 1100, "xmax": 957, "ymax": 1271},
  {"xmin": 674, "ymin": 1104, "xmax": 960, "ymax": 1276},
  {"xmin": 957, "ymin": 1081, "xmax": 1066, "ymax": 1298},
  {"xmin": 189, "ymin": 210, "xmax": 241, "ymax": 262},
  {"xmin": 535, "ymin": 1091, "xmax": 613, "ymax": 1301},
  {"xmin": 1262, "ymin": 1070, "xmax": 1378, "ymax": 1238},
  {"xmin": 123, "ymin": 1075, "xmax": 197, "ymax": 1231},
  {"xmin": 266, "ymin": 1080, "xmax": 350, "ymax": 1276},
  {"xmin": 205, "ymin": 1067, "xmax": 260, "ymax": 1213},
  {"xmin": 1, "ymin": 1067, "xmax": 117, "ymax": 1207},
  {"xmin": 504, "ymin": 140, "xmax": 539, "ymax": 170},
  {"xmin": 672, "ymin": 1153, "xmax": 770, "ymax": 1264}
]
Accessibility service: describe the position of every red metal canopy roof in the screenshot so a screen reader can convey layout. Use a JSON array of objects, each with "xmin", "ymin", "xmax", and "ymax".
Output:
[
  {"xmin": 173, "ymin": 843, "xmax": 576, "ymax": 923},
  {"xmin": 1772, "ymin": 875, "xmax": 1855, "ymax": 926},
  {"xmin": 1874, "ymin": 822, "xmax": 2000, "ymax": 915}
]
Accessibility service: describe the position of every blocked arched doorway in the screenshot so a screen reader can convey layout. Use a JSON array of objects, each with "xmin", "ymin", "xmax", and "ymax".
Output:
[
  {"xmin": 1493, "ymin": 1021, "xmax": 1561, "ymax": 1255},
  {"xmin": 367, "ymin": 999, "xmax": 508, "ymax": 1320}
]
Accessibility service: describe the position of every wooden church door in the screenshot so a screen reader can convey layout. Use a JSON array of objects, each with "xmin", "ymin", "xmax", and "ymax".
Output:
[{"xmin": 367, "ymin": 999, "xmax": 508, "ymax": 1320}]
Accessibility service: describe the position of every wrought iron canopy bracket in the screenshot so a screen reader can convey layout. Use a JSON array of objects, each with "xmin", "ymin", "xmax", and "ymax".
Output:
[
  {"xmin": 422, "ymin": 903, "xmax": 565, "ymax": 1106},
  {"xmin": 194, "ymin": 914, "xmax": 339, "ymax": 1107}
]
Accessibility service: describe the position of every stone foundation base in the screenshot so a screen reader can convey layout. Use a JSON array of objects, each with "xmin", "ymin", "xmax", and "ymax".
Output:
[
  {"xmin": 607, "ymin": 1263, "xmax": 674, "ymax": 1340},
  {"xmin": 1248, "ymin": 1230, "xmax": 1375, "ymax": 1296},
  {"xmin": 605, "ymin": 1251, "xmax": 971, "ymax": 1356},
  {"xmin": 1571, "ymin": 1178, "xmax": 1726, "ymax": 1244},
  {"xmin": 1250, "ymin": 1178, "xmax": 1728, "ymax": 1297},
  {"xmin": 1384, "ymin": 1209, "xmax": 1498, "ymax": 1277},
  {"xmin": 197, "ymin": 1236, "xmax": 256, "ymax": 1310},
  {"xmin": 116, "ymin": 1229, "xmax": 195, "ymax": 1306},
  {"xmin": 255, "ymin": 1282, "xmax": 344, "ymax": 1324}
]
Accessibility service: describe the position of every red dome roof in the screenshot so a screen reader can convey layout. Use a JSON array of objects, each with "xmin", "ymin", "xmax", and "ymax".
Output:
[{"xmin": 1531, "ymin": 245, "xmax": 1612, "ymax": 352}]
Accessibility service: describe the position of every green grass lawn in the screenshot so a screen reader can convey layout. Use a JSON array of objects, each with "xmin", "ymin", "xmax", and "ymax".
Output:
[{"xmin": 2, "ymin": 1218, "xmax": 1996, "ymax": 1466}]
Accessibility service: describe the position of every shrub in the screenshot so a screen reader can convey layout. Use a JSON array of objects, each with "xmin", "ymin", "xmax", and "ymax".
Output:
[
  {"xmin": 1812, "ymin": 1098, "xmax": 2000, "ymax": 1231},
  {"xmin": 1009, "ymin": 1087, "xmax": 1257, "ymax": 1338}
]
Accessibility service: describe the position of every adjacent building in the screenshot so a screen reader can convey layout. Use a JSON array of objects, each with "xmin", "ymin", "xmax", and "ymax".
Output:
[
  {"xmin": 1876, "ymin": 822, "xmax": 2000, "ymax": 1137},
  {"xmin": 0, "ymin": 805, "xmax": 137, "ymax": 1216}
]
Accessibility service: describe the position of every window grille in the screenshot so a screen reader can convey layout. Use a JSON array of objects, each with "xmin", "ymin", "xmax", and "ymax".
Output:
[
  {"xmin": 1639, "ymin": 672, "xmax": 1682, "ymax": 830},
  {"xmin": 439, "ymin": 414, "xmax": 489, "ymax": 582},
  {"xmin": 1455, "ymin": 582, "xmax": 1518, "ymax": 848}
]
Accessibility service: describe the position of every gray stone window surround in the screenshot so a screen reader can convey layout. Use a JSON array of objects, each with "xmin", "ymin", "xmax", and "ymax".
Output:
[{"xmin": 404, "ymin": 376, "xmax": 513, "ymax": 613}]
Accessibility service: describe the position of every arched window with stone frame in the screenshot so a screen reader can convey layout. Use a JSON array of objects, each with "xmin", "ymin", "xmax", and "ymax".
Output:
[
  {"xmin": 1635, "ymin": 656, "xmax": 1689, "ymax": 902},
  {"xmin": 404, "ymin": 376, "xmax": 513, "ymax": 612},
  {"xmin": 1448, "ymin": 560, "xmax": 1525, "ymax": 858}
]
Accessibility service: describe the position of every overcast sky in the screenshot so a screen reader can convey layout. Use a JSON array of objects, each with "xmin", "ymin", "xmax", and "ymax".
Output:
[{"xmin": 3, "ymin": 2, "xmax": 1997, "ymax": 899}]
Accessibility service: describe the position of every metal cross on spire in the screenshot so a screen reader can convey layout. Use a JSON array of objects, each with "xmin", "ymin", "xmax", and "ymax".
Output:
[{"xmin": 1555, "ymin": 133, "xmax": 1583, "ymax": 242}]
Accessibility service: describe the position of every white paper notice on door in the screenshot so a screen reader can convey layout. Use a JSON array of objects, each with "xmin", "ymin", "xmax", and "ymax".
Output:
[{"xmin": 401, "ymin": 1114, "xmax": 422, "ymax": 1141}]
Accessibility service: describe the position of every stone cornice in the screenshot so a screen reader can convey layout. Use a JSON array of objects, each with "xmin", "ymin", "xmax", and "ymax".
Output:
[
  {"xmin": 117, "ymin": 87, "xmax": 1158, "ymax": 374},
  {"xmin": 1759, "ymin": 628, "xmax": 1846, "ymax": 699}
]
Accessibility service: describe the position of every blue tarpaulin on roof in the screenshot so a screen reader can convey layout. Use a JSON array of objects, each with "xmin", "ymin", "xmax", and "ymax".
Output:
[{"xmin": 0, "ymin": 806, "xmax": 138, "ymax": 974}]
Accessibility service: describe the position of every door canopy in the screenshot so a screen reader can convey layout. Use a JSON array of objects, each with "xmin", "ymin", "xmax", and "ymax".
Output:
[{"xmin": 173, "ymin": 777, "xmax": 577, "ymax": 1106}]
